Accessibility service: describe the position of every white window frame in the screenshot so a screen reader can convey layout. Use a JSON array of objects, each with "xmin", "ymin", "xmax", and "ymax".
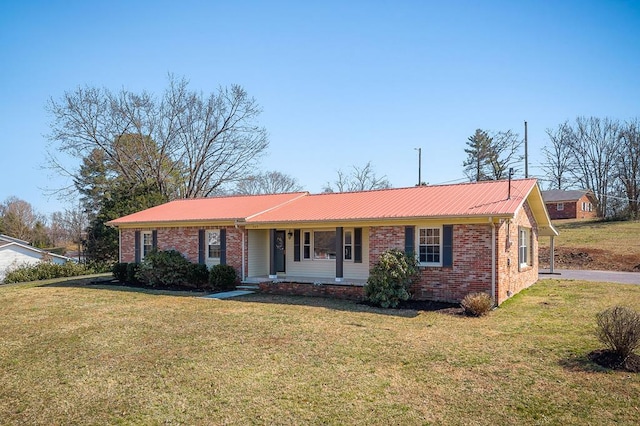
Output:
[
  {"xmin": 141, "ymin": 231, "xmax": 153, "ymax": 260},
  {"xmin": 556, "ymin": 202, "xmax": 564, "ymax": 211},
  {"xmin": 418, "ymin": 226, "xmax": 442, "ymax": 266},
  {"xmin": 518, "ymin": 227, "xmax": 531, "ymax": 268},
  {"xmin": 303, "ymin": 231, "xmax": 311, "ymax": 260},
  {"xmin": 300, "ymin": 229, "xmax": 354, "ymax": 261},
  {"xmin": 344, "ymin": 229, "xmax": 353, "ymax": 261},
  {"xmin": 207, "ymin": 229, "xmax": 221, "ymax": 260}
]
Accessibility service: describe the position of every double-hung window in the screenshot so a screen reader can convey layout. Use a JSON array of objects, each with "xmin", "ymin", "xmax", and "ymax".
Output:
[
  {"xmin": 418, "ymin": 227, "xmax": 441, "ymax": 265},
  {"xmin": 142, "ymin": 231, "xmax": 153, "ymax": 260},
  {"xmin": 344, "ymin": 230, "xmax": 353, "ymax": 261},
  {"xmin": 303, "ymin": 231, "xmax": 311, "ymax": 260},
  {"xmin": 207, "ymin": 230, "xmax": 221, "ymax": 260},
  {"xmin": 518, "ymin": 227, "xmax": 531, "ymax": 268},
  {"xmin": 556, "ymin": 202, "xmax": 564, "ymax": 211}
]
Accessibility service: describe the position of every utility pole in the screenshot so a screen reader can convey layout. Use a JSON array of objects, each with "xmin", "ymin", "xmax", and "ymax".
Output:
[
  {"xmin": 415, "ymin": 147, "xmax": 422, "ymax": 186},
  {"xmin": 524, "ymin": 121, "xmax": 529, "ymax": 178}
]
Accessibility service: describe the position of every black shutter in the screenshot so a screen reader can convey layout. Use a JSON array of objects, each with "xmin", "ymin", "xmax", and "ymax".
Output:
[
  {"xmin": 220, "ymin": 228, "xmax": 227, "ymax": 265},
  {"xmin": 134, "ymin": 231, "xmax": 141, "ymax": 263},
  {"xmin": 404, "ymin": 226, "xmax": 415, "ymax": 256},
  {"xmin": 152, "ymin": 230, "xmax": 158, "ymax": 251},
  {"xmin": 336, "ymin": 227, "xmax": 343, "ymax": 279},
  {"xmin": 443, "ymin": 225, "xmax": 453, "ymax": 267},
  {"xmin": 354, "ymin": 228, "xmax": 362, "ymax": 263},
  {"xmin": 294, "ymin": 229, "xmax": 301, "ymax": 262},
  {"xmin": 198, "ymin": 229, "xmax": 205, "ymax": 265}
]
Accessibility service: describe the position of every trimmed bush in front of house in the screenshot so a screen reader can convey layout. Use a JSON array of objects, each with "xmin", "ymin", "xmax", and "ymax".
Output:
[
  {"xmin": 112, "ymin": 263, "xmax": 129, "ymax": 283},
  {"xmin": 209, "ymin": 264, "xmax": 238, "ymax": 291},
  {"xmin": 364, "ymin": 248, "xmax": 419, "ymax": 308},
  {"xmin": 136, "ymin": 250, "xmax": 191, "ymax": 288}
]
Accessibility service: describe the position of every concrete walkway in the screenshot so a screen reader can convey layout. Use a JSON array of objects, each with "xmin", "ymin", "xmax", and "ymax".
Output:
[
  {"xmin": 539, "ymin": 269, "xmax": 640, "ymax": 285},
  {"xmin": 202, "ymin": 290, "xmax": 255, "ymax": 299}
]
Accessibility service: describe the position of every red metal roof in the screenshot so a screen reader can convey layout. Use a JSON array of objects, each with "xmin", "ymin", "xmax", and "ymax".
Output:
[
  {"xmin": 107, "ymin": 192, "xmax": 308, "ymax": 225},
  {"xmin": 248, "ymin": 179, "xmax": 538, "ymax": 223},
  {"xmin": 108, "ymin": 179, "xmax": 541, "ymax": 226}
]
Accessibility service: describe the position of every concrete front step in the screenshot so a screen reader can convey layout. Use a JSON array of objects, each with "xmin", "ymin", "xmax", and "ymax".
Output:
[{"xmin": 236, "ymin": 284, "xmax": 260, "ymax": 291}]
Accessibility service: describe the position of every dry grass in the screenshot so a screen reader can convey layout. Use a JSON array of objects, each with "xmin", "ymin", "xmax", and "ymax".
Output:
[
  {"xmin": 1, "ymin": 278, "xmax": 640, "ymax": 425},
  {"xmin": 540, "ymin": 219, "xmax": 640, "ymax": 255},
  {"xmin": 539, "ymin": 220, "xmax": 640, "ymax": 271}
]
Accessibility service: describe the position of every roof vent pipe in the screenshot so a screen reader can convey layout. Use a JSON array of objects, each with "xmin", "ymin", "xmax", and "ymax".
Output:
[{"xmin": 508, "ymin": 168, "xmax": 514, "ymax": 200}]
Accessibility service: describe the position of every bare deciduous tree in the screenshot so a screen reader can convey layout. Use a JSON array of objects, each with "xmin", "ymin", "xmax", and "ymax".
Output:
[
  {"xmin": 617, "ymin": 119, "xmax": 640, "ymax": 218},
  {"xmin": 323, "ymin": 161, "xmax": 391, "ymax": 192},
  {"xmin": 0, "ymin": 197, "xmax": 47, "ymax": 243},
  {"xmin": 233, "ymin": 171, "xmax": 303, "ymax": 195},
  {"xmin": 541, "ymin": 121, "xmax": 576, "ymax": 190},
  {"xmin": 46, "ymin": 75, "xmax": 269, "ymax": 200},
  {"xmin": 488, "ymin": 130, "xmax": 524, "ymax": 180},
  {"xmin": 568, "ymin": 116, "xmax": 620, "ymax": 217}
]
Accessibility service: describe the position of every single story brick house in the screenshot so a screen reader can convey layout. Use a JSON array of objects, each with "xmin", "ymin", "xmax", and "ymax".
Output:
[
  {"xmin": 108, "ymin": 178, "xmax": 557, "ymax": 305},
  {"xmin": 541, "ymin": 189, "xmax": 599, "ymax": 220}
]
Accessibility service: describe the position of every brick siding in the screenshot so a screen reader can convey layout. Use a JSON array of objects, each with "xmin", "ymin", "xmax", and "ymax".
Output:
[
  {"xmin": 546, "ymin": 194, "xmax": 599, "ymax": 220},
  {"xmin": 259, "ymin": 281, "xmax": 365, "ymax": 301},
  {"xmin": 119, "ymin": 226, "xmax": 246, "ymax": 278}
]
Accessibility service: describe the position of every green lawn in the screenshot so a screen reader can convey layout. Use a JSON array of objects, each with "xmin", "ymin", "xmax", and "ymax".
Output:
[{"xmin": 1, "ymin": 278, "xmax": 639, "ymax": 425}]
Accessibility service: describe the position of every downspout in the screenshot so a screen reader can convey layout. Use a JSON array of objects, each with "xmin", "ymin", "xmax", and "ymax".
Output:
[
  {"xmin": 118, "ymin": 229, "xmax": 122, "ymax": 263},
  {"xmin": 490, "ymin": 217, "xmax": 496, "ymax": 307}
]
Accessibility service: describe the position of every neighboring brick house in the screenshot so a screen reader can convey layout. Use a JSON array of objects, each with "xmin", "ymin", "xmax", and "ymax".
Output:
[
  {"xmin": 108, "ymin": 179, "xmax": 557, "ymax": 306},
  {"xmin": 541, "ymin": 189, "xmax": 599, "ymax": 220}
]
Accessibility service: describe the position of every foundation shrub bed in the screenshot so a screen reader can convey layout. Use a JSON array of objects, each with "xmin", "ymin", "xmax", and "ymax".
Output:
[{"xmin": 114, "ymin": 250, "xmax": 213, "ymax": 290}]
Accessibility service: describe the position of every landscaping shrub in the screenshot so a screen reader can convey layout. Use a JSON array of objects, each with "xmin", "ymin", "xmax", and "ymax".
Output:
[
  {"xmin": 3, "ymin": 261, "xmax": 94, "ymax": 284},
  {"xmin": 126, "ymin": 262, "xmax": 141, "ymax": 285},
  {"xmin": 136, "ymin": 250, "xmax": 191, "ymax": 288},
  {"xmin": 596, "ymin": 306, "xmax": 640, "ymax": 359},
  {"xmin": 209, "ymin": 264, "xmax": 238, "ymax": 291},
  {"xmin": 186, "ymin": 263, "xmax": 210, "ymax": 289},
  {"xmin": 460, "ymin": 292, "xmax": 493, "ymax": 317},
  {"xmin": 365, "ymin": 248, "xmax": 419, "ymax": 308},
  {"xmin": 112, "ymin": 262, "xmax": 129, "ymax": 283}
]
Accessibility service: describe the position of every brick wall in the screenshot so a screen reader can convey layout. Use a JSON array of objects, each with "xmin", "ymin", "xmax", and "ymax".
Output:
[
  {"xmin": 495, "ymin": 202, "xmax": 539, "ymax": 304},
  {"xmin": 259, "ymin": 281, "xmax": 365, "ymax": 301},
  {"xmin": 368, "ymin": 211, "xmax": 539, "ymax": 305},
  {"xmin": 119, "ymin": 226, "xmax": 246, "ymax": 278}
]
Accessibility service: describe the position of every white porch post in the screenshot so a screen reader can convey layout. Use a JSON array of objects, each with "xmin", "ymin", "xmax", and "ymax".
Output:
[{"xmin": 549, "ymin": 235, "xmax": 555, "ymax": 274}]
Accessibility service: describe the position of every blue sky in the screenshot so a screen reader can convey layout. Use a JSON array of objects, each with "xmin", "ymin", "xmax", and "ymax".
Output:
[{"xmin": 1, "ymin": 0, "xmax": 639, "ymax": 215}]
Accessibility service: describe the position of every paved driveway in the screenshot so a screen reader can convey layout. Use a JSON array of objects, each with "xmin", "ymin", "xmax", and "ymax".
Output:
[{"xmin": 539, "ymin": 269, "xmax": 640, "ymax": 285}]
